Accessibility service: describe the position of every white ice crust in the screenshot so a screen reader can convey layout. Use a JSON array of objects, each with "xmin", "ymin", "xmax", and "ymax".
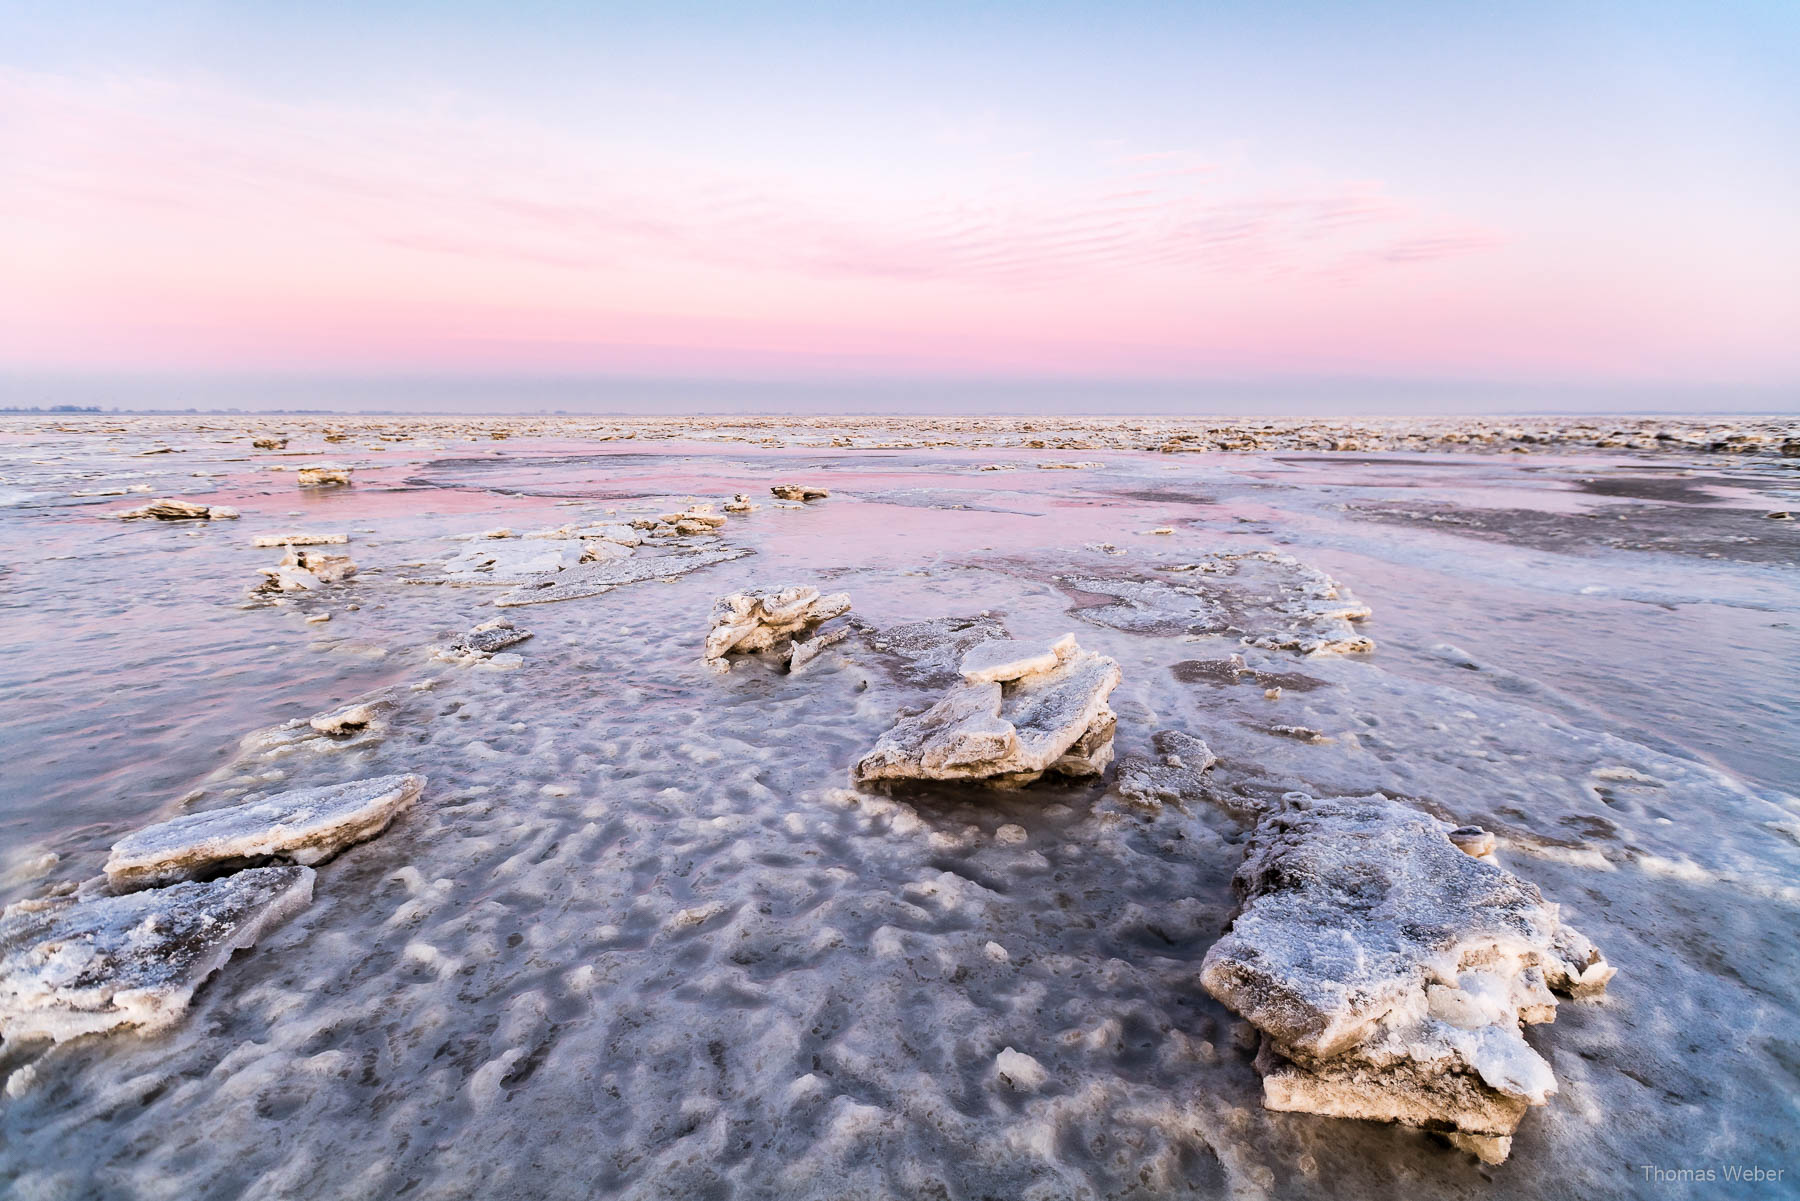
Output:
[
  {"xmin": 0, "ymin": 866, "xmax": 315, "ymax": 1042},
  {"xmin": 105, "ymin": 775, "xmax": 425, "ymax": 890},
  {"xmin": 1201, "ymin": 793, "xmax": 1613, "ymax": 1161}
]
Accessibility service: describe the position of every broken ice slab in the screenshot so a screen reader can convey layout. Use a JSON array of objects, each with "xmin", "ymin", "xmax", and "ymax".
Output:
[
  {"xmin": 442, "ymin": 539, "xmax": 585, "ymax": 583},
  {"xmin": 1200, "ymin": 793, "xmax": 1613, "ymax": 1162},
  {"xmin": 495, "ymin": 545, "xmax": 752, "ymax": 607},
  {"xmin": 786, "ymin": 623, "xmax": 850, "ymax": 673},
  {"xmin": 256, "ymin": 546, "xmax": 356, "ymax": 593},
  {"xmin": 438, "ymin": 617, "xmax": 532, "ymax": 660},
  {"xmin": 117, "ymin": 498, "xmax": 239, "ymax": 521},
  {"xmin": 1113, "ymin": 730, "xmax": 1219, "ymax": 809},
  {"xmin": 704, "ymin": 584, "xmax": 851, "ymax": 660},
  {"xmin": 104, "ymin": 774, "xmax": 425, "ymax": 890},
  {"xmin": 853, "ymin": 642, "xmax": 1121, "ymax": 788},
  {"xmin": 1064, "ymin": 550, "xmax": 1372, "ymax": 655},
  {"xmin": 296, "ymin": 465, "xmax": 352, "ymax": 487},
  {"xmin": 959, "ymin": 632, "xmax": 1078, "ymax": 683},
  {"xmin": 251, "ymin": 532, "xmax": 348, "ymax": 548},
  {"xmin": 770, "ymin": 483, "xmax": 829, "ymax": 501},
  {"xmin": 864, "ymin": 615, "xmax": 1010, "ymax": 688},
  {"xmin": 0, "ymin": 865, "xmax": 314, "ymax": 1042},
  {"xmin": 307, "ymin": 698, "xmax": 391, "ymax": 736}
]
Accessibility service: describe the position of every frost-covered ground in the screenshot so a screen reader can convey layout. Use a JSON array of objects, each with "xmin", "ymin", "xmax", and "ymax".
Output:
[{"xmin": 0, "ymin": 416, "xmax": 1797, "ymax": 1200}]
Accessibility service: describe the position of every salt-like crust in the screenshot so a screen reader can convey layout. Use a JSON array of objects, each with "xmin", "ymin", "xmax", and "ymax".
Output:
[
  {"xmin": 704, "ymin": 585, "xmax": 852, "ymax": 660},
  {"xmin": 0, "ymin": 866, "xmax": 315, "ymax": 1042},
  {"xmin": 1201, "ymin": 793, "xmax": 1613, "ymax": 1160}
]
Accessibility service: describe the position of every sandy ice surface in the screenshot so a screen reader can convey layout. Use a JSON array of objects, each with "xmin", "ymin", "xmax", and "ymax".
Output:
[{"xmin": 0, "ymin": 416, "xmax": 1796, "ymax": 1200}]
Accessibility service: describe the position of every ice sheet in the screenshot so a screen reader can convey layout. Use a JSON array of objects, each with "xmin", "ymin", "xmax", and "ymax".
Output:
[{"xmin": 0, "ymin": 415, "xmax": 1795, "ymax": 1200}]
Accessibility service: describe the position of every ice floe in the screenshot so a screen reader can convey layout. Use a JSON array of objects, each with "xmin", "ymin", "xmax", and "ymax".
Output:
[
  {"xmin": 442, "ymin": 539, "xmax": 585, "ymax": 583},
  {"xmin": 104, "ymin": 775, "xmax": 425, "ymax": 890},
  {"xmin": 436, "ymin": 617, "xmax": 533, "ymax": 663},
  {"xmin": 257, "ymin": 546, "xmax": 357, "ymax": 592},
  {"xmin": 703, "ymin": 585, "xmax": 852, "ymax": 662},
  {"xmin": 0, "ymin": 866, "xmax": 314, "ymax": 1042},
  {"xmin": 296, "ymin": 465, "xmax": 352, "ymax": 487},
  {"xmin": 117, "ymin": 498, "xmax": 239, "ymax": 521},
  {"xmin": 1200, "ymin": 793, "xmax": 1614, "ymax": 1163},
  {"xmin": 1063, "ymin": 551, "xmax": 1373, "ymax": 654},
  {"xmin": 251, "ymin": 532, "xmax": 348, "ymax": 548},
  {"xmin": 770, "ymin": 483, "xmax": 830, "ymax": 501},
  {"xmin": 853, "ymin": 634, "xmax": 1120, "ymax": 788}
]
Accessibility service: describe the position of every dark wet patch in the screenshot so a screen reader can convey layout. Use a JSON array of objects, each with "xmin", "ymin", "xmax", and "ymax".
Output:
[
  {"xmin": 1171, "ymin": 658, "xmax": 1247, "ymax": 685},
  {"xmin": 400, "ymin": 475, "xmax": 654, "ymax": 501},
  {"xmin": 1570, "ymin": 476, "xmax": 1733, "ymax": 504},
  {"xmin": 1346, "ymin": 500, "xmax": 1800, "ymax": 565},
  {"xmin": 1172, "ymin": 658, "xmax": 1328, "ymax": 693},
  {"xmin": 1109, "ymin": 487, "xmax": 1217, "ymax": 506},
  {"xmin": 1273, "ymin": 455, "xmax": 1492, "ymax": 468},
  {"xmin": 1260, "ymin": 723, "xmax": 1328, "ymax": 743},
  {"xmin": 1251, "ymin": 669, "xmax": 1329, "ymax": 693}
]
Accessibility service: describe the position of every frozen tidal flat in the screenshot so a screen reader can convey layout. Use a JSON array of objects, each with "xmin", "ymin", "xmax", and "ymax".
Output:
[{"xmin": 0, "ymin": 413, "xmax": 1797, "ymax": 1200}]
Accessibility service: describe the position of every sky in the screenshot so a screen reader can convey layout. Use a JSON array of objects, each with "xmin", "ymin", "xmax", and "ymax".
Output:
[{"xmin": 1, "ymin": 1, "xmax": 1797, "ymax": 413}]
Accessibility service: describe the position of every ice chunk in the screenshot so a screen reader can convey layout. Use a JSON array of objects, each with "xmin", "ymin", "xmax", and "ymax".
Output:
[
  {"xmin": 308, "ymin": 699, "xmax": 388, "ymax": 736},
  {"xmin": 257, "ymin": 546, "xmax": 356, "ymax": 592},
  {"xmin": 994, "ymin": 1047, "xmax": 1048, "ymax": 1091},
  {"xmin": 770, "ymin": 483, "xmax": 829, "ymax": 501},
  {"xmin": 959, "ymin": 632, "xmax": 1078, "ymax": 683},
  {"xmin": 117, "ymin": 498, "xmax": 238, "ymax": 521},
  {"xmin": 865, "ymin": 615, "xmax": 1010, "ymax": 687},
  {"xmin": 252, "ymin": 532, "xmax": 348, "ymax": 548},
  {"xmin": 704, "ymin": 585, "xmax": 852, "ymax": 660},
  {"xmin": 1113, "ymin": 730, "xmax": 1219, "ymax": 809},
  {"xmin": 853, "ymin": 643, "xmax": 1121, "ymax": 788},
  {"xmin": 442, "ymin": 540, "xmax": 584, "ymax": 583},
  {"xmin": 1200, "ymin": 793, "xmax": 1613, "ymax": 1160},
  {"xmin": 296, "ymin": 465, "xmax": 352, "ymax": 487},
  {"xmin": 786, "ymin": 624, "xmax": 851, "ymax": 673},
  {"xmin": 437, "ymin": 617, "xmax": 532, "ymax": 662},
  {"xmin": 104, "ymin": 774, "xmax": 425, "ymax": 890},
  {"xmin": 0, "ymin": 866, "xmax": 315, "ymax": 1042}
]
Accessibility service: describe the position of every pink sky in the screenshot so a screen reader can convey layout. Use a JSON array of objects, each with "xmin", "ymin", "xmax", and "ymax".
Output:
[{"xmin": 2, "ymin": 64, "xmax": 1796, "ymax": 389}]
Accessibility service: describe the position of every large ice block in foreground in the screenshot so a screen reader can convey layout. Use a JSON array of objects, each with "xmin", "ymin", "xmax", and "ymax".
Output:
[
  {"xmin": 0, "ymin": 866, "xmax": 314, "ymax": 1042},
  {"xmin": 1200, "ymin": 793, "xmax": 1613, "ymax": 1163},
  {"xmin": 105, "ymin": 774, "xmax": 425, "ymax": 890}
]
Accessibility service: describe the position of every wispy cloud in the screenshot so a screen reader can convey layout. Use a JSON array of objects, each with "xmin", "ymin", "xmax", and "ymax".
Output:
[{"xmin": 0, "ymin": 69, "xmax": 1528, "ymax": 373}]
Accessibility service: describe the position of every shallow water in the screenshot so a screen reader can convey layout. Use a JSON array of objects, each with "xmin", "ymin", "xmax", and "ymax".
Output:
[{"xmin": 1, "ymin": 419, "xmax": 1797, "ymax": 1200}]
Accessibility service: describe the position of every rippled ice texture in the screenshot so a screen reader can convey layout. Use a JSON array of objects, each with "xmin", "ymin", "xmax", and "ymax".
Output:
[{"xmin": 1, "ymin": 416, "xmax": 1797, "ymax": 1201}]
